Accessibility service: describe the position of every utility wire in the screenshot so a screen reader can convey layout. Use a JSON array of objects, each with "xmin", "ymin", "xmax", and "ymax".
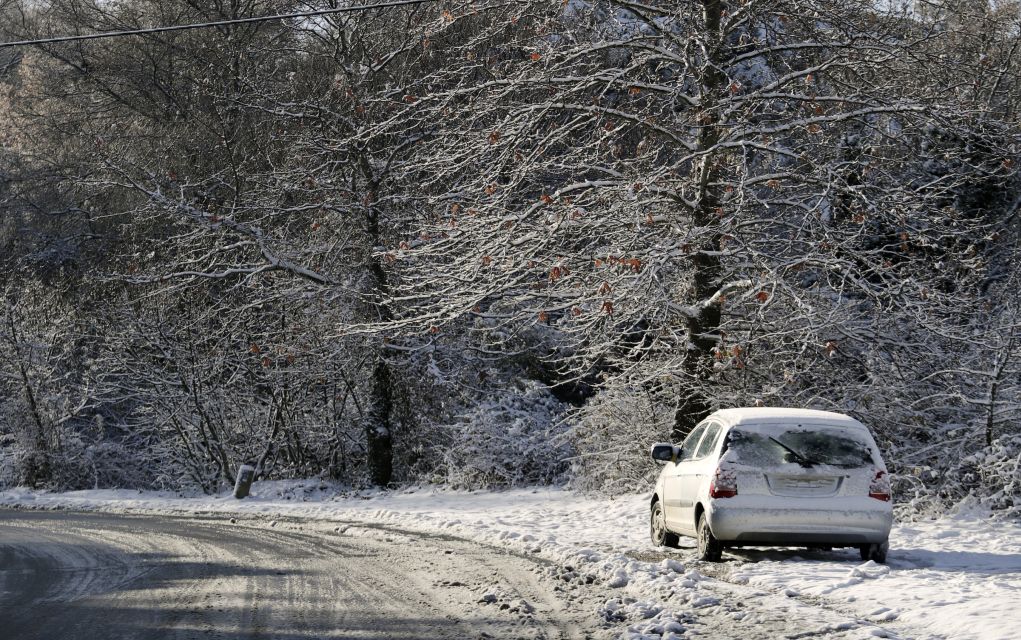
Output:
[{"xmin": 0, "ymin": 0, "xmax": 438, "ymax": 49}]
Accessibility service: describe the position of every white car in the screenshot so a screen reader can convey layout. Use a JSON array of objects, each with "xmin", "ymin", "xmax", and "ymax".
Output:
[{"xmin": 650, "ymin": 408, "xmax": 893, "ymax": 562}]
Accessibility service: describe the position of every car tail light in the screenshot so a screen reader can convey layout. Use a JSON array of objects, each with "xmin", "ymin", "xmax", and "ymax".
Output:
[
  {"xmin": 709, "ymin": 467, "xmax": 738, "ymax": 499},
  {"xmin": 869, "ymin": 470, "xmax": 891, "ymax": 502}
]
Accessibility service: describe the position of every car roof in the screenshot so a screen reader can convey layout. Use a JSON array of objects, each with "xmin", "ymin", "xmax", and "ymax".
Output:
[{"xmin": 708, "ymin": 407, "xmax": 867, "ymax": 430}]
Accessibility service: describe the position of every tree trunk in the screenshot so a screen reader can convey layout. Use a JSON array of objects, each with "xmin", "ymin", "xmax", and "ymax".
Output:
[
  {"xmin": 2, "ymin": 308, "xmax": 51, "ymax": 486},
  {"xmin": 366, "ymin": 357, "xmax": 394, "ymax": 486},
  {"xmin": 363, "ymin": 181, "xmax": 394, "ymax": 486},
  {"xmin": 674, "ymin": 0, "xmax": 725, "ymax": 440}
]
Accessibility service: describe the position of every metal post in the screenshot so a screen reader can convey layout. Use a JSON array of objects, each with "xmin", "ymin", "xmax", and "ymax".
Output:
[{"xmin": 233, "ymin": 464, "xmax": 256, "ymax": 499}]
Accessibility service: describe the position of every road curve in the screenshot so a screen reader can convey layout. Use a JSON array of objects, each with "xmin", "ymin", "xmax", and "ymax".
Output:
[{"xmin": 0, "ymin": 509, "xmax": 594, "ymax": 640}]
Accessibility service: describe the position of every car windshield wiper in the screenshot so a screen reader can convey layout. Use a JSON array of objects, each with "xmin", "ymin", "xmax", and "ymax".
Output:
[{"xmin": 769, "ymin": 437, "xmax": 820, "ymax": 467}]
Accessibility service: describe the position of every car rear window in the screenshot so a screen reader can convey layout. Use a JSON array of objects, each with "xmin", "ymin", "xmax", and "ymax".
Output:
[{"xmin": 723, "ymin": 424, "xmax": 875, "ymax": 469}]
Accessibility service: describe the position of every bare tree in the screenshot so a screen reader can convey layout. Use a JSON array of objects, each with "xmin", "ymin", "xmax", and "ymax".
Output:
[
  {"xmin": 2, "ymin": 0, "xmax": 1019, "ymax": 504},
  {"xmin": 379, "ymin": 7, "xmax": 972, "ymax": 386}
]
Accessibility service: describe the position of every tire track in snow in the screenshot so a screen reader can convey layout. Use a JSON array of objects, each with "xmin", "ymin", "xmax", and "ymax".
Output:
[{"xmin": 678, "ymin": 549, "xmax": 927, "ymax": 639}]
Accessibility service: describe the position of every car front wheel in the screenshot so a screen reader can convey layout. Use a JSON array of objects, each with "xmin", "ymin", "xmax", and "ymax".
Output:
[
  {"xmin": 650, "ymin": 501, "xmax": 679, "ymax": 548},
  {"xmin": 696, "ymin": 512, "xmax": 723, "ymax": 562}
]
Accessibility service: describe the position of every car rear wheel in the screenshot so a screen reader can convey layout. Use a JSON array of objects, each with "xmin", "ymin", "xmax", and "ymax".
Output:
[
  {"xmin": 859, "ymin": 540, "xmax": 889, "ymax": 563},
  {"xmin": 696, "ymin": 513, "xmax": 723, "ymax": 562},
  {"xmin": 650, "ymin": 501, "xmax": 679, "ymax": 548}
]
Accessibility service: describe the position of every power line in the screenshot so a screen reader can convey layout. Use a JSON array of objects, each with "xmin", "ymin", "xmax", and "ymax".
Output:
[{"xmin": 0, "ymin": 0, "xmax": 438, "ymax": 49}]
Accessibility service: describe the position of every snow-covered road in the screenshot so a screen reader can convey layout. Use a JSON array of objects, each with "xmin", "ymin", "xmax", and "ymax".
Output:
[
  {"xmin": 2, "ymin": 484, "xmax": 1018, "ymax": 639},
  {"xmin": 0, "ymin": 510, "xmax": 600, "ymax": 639}
]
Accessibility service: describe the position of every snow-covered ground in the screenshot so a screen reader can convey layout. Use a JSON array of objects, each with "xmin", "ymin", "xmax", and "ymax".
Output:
[{"xmin": 2, "ymin": 483, "xmax": 1018, "ymax": 640}]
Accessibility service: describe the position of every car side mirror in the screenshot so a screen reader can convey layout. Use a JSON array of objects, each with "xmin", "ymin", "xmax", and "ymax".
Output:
[{"xmin": 650, "ymin": 443, "xmax": 679, "ymax": 464}]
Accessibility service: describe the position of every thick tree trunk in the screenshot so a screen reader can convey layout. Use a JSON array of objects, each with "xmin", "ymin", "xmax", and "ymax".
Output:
[
  {"xmin": 363, "ymin": 181, "xmax": 394, "ymax": 487},
  {"xmin": 674, "ymin": 0, "xmax": 725, "ymax": 440},
  {"xmin": 366, "ymin": 357, "xmax": 394, "ymax": 486}
]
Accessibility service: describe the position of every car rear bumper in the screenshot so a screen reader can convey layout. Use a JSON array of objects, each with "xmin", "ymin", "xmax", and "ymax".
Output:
[{"xmin": 707, "ymin": 496, "xmax": 892, "ymax": 545}]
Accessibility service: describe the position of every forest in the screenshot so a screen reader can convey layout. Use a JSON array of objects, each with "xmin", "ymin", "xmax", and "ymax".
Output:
[{"xmin": 1, "ymin": 0, "xmax": 1019, "ymax": 515}]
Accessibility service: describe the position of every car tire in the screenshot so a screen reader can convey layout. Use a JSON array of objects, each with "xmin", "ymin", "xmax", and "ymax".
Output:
[
  {"xmin": 696, "ymin": 512, "xmax": 723, "ymax": 562},
  {"xmin": 650, "ymin": 501, "xmax": 679, "ymax": 548},
  {"xmin": 859, "ymin": 540, "xmax": 889, "ymax": 563}
]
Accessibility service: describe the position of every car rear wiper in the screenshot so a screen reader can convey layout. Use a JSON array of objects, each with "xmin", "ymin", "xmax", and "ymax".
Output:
[{"xmin": 769, "ymin": 437, "xmax": 820, "ymax": 467}]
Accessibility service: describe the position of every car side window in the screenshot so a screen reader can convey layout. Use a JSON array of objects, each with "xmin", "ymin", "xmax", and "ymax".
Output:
[
  {"xmin": 678, "ymin": 424, "xmax": 707, "ymax": 461},
  {"xmin": 693, "ymin": 422, "xmax": 722, "ymax": 459}
]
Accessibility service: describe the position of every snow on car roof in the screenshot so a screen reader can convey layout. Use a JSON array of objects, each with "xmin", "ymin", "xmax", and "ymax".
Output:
[{"xmin": 710, "ymin": 407, "xmax": 867, "ymax": 429}]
